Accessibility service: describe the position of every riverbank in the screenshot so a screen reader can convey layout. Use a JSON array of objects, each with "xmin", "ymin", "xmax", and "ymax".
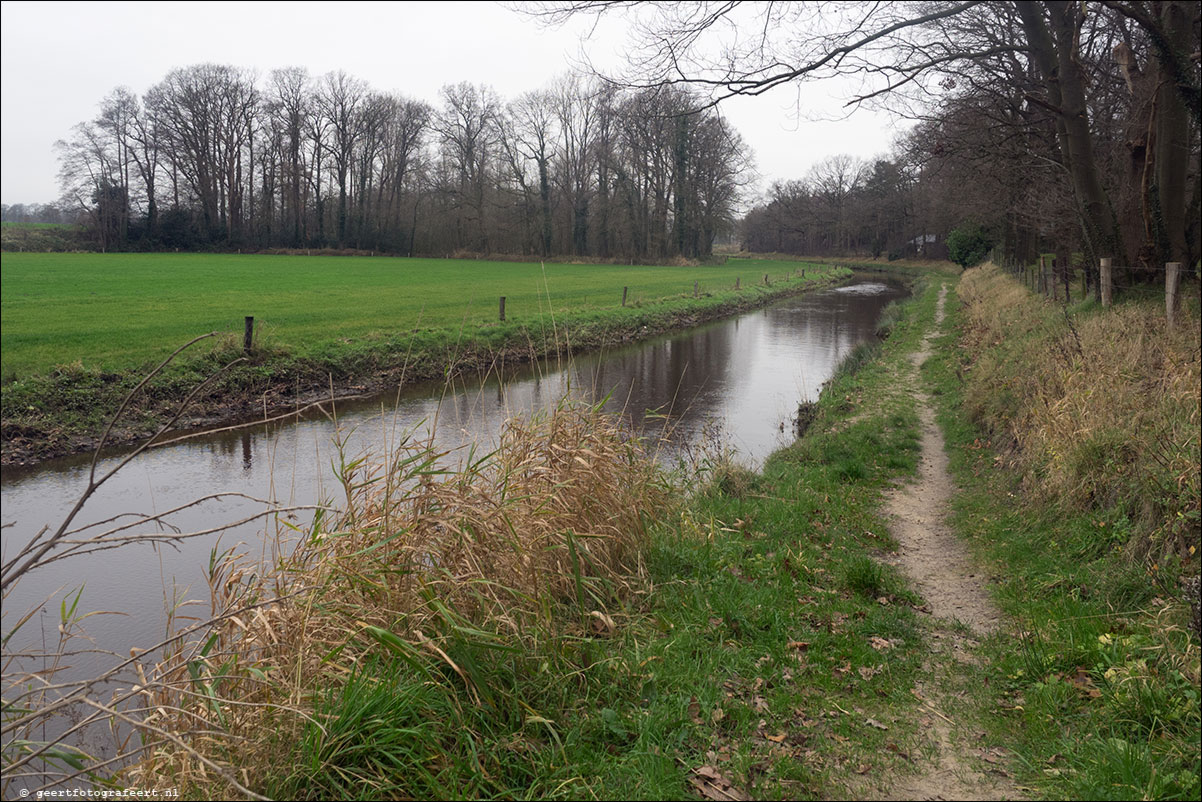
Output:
[
  {"xmin": 109, "ymin": 276, "xmax": 936, "ymax": 799},
  {"xmin": 1, "ymin": 259, "xmax": 848, "ymax": 467},
  {"xmin": 13, "ymin": 263, "xmax": 1195, "ymax": 799}
]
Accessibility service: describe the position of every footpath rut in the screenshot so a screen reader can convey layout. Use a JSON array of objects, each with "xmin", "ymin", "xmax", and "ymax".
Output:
[{"xmin": 872, "ymin": 285, "xmax": 1022, "ymax": 801}]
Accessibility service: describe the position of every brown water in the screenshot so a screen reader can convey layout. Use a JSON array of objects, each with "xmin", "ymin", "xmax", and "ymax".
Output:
[{"xmin": 0, "ymin": 275, "xmax": 906, "ymax": 779}]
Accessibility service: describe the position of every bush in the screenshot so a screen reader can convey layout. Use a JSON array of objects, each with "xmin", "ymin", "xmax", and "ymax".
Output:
[{"xmin": 946, "ymin": 223, "xmax": 994, "ymax": 268}]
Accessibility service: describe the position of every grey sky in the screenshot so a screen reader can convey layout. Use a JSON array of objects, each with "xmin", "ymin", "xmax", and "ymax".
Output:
[{"xmin": 0, "ymin": 0, "xmax": 905, "ymax": 206}]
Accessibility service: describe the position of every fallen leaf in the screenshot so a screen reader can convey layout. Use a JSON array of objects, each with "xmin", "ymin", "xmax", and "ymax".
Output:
[
  {"xmin": 711, "ymin": 707, "xmax": 726, "ymax": 724},
  {"xmin": 865, "ymin": 718, "xmax": 889, "ymax": 731},
  {"xmin": 869, "ymin": 636, "xmax": 894, "ymax": 651},
  {"xmin": 855, "ymin": 763, "xmax": 872, "ymax": 774},
  {"xmin": 766, "ymin": 732, "xmax": 787, "ymax": 743},
  {"xmin": 688, "ymin": 766, "xmax": 751, "ymax": 801},
  {"xmin": 688, "ymin": 696, "xmax": 703, "ymax": 724},
  {"xmin": 1065, "ymin": 667, "xmax": 1103, "ymax": 699},
  {"xmin": 857, "ymin": 665, "xmax": 882, "ymax": 681},
  {"xmin": 588, "ymin": 610, "xmax": 616, "ymax": 637},
  {"xmin": 788, "ymin": 640, "xmax": 811, "ymax": 652}
]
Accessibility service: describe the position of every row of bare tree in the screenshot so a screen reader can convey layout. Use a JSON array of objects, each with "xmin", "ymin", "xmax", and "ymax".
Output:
[
  {"xmin": 56, "ymin": 67, "xmax": 751, "ymax": 259},
  {"xmin": 574, "ymin": 0, "xmax": 1199, "ymax": 278}
]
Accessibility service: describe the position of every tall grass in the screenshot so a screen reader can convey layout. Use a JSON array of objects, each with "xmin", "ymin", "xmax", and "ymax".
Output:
[
  {"xmin": 926, "ymin": 269, "xmax": 1200, "ymax": 799},
  {"xmin": 956, "ymin": 264, "xmax": 1200, "ymax": 564},
  {"xmin": 128, "ymin": 400, "xmax": 667, "ymax": 797}
]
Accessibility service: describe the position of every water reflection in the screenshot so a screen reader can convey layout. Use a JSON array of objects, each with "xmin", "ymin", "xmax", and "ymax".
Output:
[{"xmin": 1, "ymin": 275, "xmax": 907, "ymax": 686}]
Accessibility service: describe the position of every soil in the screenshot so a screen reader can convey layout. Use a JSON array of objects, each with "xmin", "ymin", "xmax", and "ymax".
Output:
[{"xmin": 872, "ymin": 285, "xmax": 1024, "ymax": 801}]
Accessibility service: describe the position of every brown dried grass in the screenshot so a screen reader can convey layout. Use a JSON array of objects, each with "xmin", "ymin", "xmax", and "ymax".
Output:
[
  {"xmin": 129, "ymin": 400, "xmax": 667, "ymax": 796},
  {"xmin": 957, "ymin": 264, "xmax": 1200, "ymax": 561}
]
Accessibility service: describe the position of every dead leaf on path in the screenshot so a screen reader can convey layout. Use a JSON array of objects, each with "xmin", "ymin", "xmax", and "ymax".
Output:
[
  {"xmin": 689, "ymin": 766, "xmax": 751, "ymax": 802},
  {"xmin": 980, "ymin": 747, "xmax": 1009, "ymax": 765}
]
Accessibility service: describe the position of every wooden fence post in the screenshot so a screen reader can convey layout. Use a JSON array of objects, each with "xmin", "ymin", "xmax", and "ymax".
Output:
[
  {"xmin": 694, "ymin": 281, "xmax": 699, "ymax": 298},
  {"xmin": 1100, "ymin": 258, "xmax": 1112, "ymax": 307},
  {"xmin": 1039, "ymin": 255, "xmax": 1046, "ymax": 295},
  {"xmin": 622, "ymin": 286, "xmax": 628, "ymax": 307},
  {"xmin": 763, "ymin": 273, "xmax": 769, "ymax": 285},
  {"xmin": 499, "ymin": 296, "xmax": 506, "ymax": 322},
  {"xmin": 735, "ymin": 276, "xmax": 740, "ymax": 290},
  {"xmin": 244, "ymin": 316, "xmax": 254, "ymax": 354},
  {"xmin": 1051, "ymin": 257, "xmax": 1058, "ymax": 301},
  {"xmin": 1166, "ymin": 262, "xmax": 1181, "ymax": 330}
]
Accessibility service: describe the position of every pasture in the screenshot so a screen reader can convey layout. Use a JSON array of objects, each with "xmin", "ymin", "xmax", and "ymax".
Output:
[{"xmin": 0, "ymin": 253, "xmax": 819, "ymax": 379}]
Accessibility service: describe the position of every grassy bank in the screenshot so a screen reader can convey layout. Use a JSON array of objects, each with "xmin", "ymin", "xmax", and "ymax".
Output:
[
  {"xmin": 107, "ymin": 279, "xmax": 940, "ymax": 800},
  {"xmin": 1, "ymin": 254, "xmax": 847, "ymax": 465},
  {"xmin": 925, "ymin": 264, "xmax": 1200, "ymax": 799},
  {"xmin": 1, "ymin": 253, "xmax": 825, "ymax": 377},
  {"xmin": 20, "ymin": 262, "xmax": 1195, "ymax": 799}
]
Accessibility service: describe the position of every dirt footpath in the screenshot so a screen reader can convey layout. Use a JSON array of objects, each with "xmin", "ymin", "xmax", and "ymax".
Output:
[{"xmin": 874, "ymin": 285, "xmax": 1023, "ymax": 801}]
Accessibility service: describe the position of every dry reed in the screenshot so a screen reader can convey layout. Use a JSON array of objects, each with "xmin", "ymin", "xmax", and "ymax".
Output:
[
  {"xmin": 127, "ymin": 399, "xmax": 668, "ymax": 797},
  {"xmin": 956, "ymin": 263, "xmax": 1200, "ymax": 562}
]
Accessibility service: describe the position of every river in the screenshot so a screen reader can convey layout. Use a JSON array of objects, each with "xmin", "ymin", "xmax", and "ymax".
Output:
[{"xmin": 0, "ymin": 274, "xmax": 907, "ymax": 782}]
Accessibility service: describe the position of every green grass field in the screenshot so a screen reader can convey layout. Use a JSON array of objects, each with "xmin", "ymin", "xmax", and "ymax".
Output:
[
  {"xmin": 0, "ymin": 221, "xmax": 75, "ymax": 229},
  {"xmin": 1, "ymin": 253, "xmax": 815, "ymax": 378}
]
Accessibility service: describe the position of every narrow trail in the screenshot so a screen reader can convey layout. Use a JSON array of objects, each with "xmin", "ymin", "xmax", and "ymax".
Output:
[{"xmin": 873, "ymin": 284, "xmax": 1022, "ymax": 801}]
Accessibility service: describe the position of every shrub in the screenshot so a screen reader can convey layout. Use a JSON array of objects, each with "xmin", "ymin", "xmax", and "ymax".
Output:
[{"xmin": 946, "ymin": 223, "xmax": 994, "ymax": 268}]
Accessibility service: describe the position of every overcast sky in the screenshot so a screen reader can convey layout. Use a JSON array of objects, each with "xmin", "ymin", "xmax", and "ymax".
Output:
[{"xmin": 0, "ymin": 0, "xmax": 906, "ymax": 207}]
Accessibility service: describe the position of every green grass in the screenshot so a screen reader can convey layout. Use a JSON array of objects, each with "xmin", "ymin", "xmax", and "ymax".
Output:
[
  {"xmin": 923, "ymin": 279, "xmax": 1200, "ymax": 801},
  {"xmin": 245, "ymin": 278, "xmax": 941, "ymax": 800},
  {"xmin": 132, "ymin": 275, "xmax": 945, "ymax": 800},
  {"xmin": 1, "ymin": 254, "xmax": 847, "ymax": 463},
  {"xmin": 0, "ymin": 253, "xmax": 824, "ymax": 378}
]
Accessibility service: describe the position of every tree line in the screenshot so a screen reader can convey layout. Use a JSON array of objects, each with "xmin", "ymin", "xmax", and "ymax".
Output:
[
  {"xmin": 55, "ymin": 67, "xmax": 751, "ymax": 260},
  {"xmin": 546, "ymin": 1, "xmax": 1199, "ymax": 282}
]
